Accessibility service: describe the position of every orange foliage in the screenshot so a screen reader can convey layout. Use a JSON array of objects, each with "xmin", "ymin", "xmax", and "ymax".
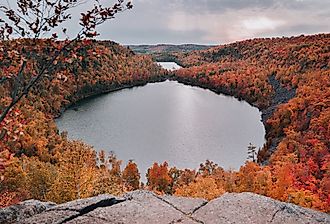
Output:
[
  {"xmin": 146, "ymin": 162, "xmax": 173, "ymax": 194},
  {"xmin": 1, "ymin": 34, "xmax": 329, "ymax": 213},
  {"xmin": 0, "ymin": 39, "xmax": 164, "ymax": 205},
  {"xmin": 171, "ymin": 34, "xmax": 330, "ymax": 212},
  {"xmin": 122, "ymin": 161, "xmax": 140, "ymax": 191}
]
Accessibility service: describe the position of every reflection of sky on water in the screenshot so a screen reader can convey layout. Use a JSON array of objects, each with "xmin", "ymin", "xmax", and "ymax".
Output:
[{"xmin": 57, "ymin": 79, "xmax": 265, "ymax": 182}]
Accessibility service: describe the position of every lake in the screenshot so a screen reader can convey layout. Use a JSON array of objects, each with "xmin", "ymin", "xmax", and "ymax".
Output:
[
  {"xmin": 157, "ymin": 62, "xmax": 182, "ymax": 71},
  {"xmin": 56, "ymin": 80, "xmax": 265, "ymax": 178}
]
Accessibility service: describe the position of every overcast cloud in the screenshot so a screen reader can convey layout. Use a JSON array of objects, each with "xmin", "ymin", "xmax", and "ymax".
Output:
[{"xmin": 63, "ymin": 0, "xmax": 330, "ymax": 44}]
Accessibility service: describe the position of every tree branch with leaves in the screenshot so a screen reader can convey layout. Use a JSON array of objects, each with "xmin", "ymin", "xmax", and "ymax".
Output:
[
  {"xmin": 0, "ymin": 0, "xmax": 133, "ymax": 124},
  {"xmin": 0, "ymin": 0, "xmax": 132, "ymax": 185}
]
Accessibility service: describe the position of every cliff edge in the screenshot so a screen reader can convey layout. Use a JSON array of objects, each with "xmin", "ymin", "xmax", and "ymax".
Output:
[{"xmin": 1, "ymin": 191, "xmax": 329, "ymax": 224}]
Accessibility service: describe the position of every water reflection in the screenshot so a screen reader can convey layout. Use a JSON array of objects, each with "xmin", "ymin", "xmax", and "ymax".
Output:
[{"xmin": 56, "ymin": 81, "xmax": 265, "ymax": 176}]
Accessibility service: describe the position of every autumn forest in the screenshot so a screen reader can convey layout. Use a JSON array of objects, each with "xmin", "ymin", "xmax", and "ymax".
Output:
[{"xmin": 0, "ymin": 0, "xmax": 330, "ymax": 215}]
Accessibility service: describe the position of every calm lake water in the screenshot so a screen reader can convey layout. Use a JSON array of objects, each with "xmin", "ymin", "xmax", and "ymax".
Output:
[
  {"xmin": 157, "ymin": 62, "xmax": 182, "ymax": 71},
  {"xmin": 56, "ymin": 80, "xmax": 265, "ymax": 177}
]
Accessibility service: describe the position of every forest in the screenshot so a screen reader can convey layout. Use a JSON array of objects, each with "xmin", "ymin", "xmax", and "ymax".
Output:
[
  {"xmin": 1, "ymin": 34, "xmax": 329, "ymax": 213},
  {"xmin": 128, "ymin": 44, "xmax": 213, "ymax": 64}
]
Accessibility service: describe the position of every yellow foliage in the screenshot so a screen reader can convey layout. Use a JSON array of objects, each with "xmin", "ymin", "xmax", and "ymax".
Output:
[
  {"xmin": 175, "ymin": 177, "xmax": 225, "ymax": 201},
  {"xmin": 46, "ymin": 141, "xmax": 98, "ymax": 203}
]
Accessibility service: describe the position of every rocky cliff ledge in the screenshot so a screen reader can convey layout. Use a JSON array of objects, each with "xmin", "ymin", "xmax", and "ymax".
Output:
[{"xmin": 1, "ymin": 191, "xmax": 329, "ymax": 224}]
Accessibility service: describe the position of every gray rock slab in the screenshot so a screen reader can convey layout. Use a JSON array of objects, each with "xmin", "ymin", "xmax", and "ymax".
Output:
[
  {"xmin": 19, "ymin": 194, "xmax": 124, "ymax": 224},
  {"xmin": 193, "ymin": 192, "xmax": 330, "ymax": 224},
  {"xmin": 66, "ymin": 214, "xmax": 198, "ymax": 224},
  {"xmin": 70, "ymin": 190, "xmax": 200, "ymax": 224},
  {"xmin": 0, "ymin": 200, "xmax": 56, "ymax": 224},
  {"xmin": 8, "ymin": 191, "xmax": 330, "ymax": 224},
  {"xmin": 62, "ymin": 215, "xmax": 108, "ymax": 224},
  {"xmin": 48, "ymin": 194, "xmax": 122, "ymax": 212},
  {"xmin": 18, "ymin": 210, "xmax": 79, "ymax": 224}
]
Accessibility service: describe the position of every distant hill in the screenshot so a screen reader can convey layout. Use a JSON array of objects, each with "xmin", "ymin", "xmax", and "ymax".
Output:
[
  {"xmin": 128, "ymin": 44, "xmax": 214, "ymax": 54},
  {"xmin": 127, "ymin": 44, "xmax": 214, "ymax": 63}
]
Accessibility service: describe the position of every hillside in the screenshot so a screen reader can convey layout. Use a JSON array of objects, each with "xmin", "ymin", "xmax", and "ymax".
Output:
[
  {"xmin": 1, "ymin": 191, "xmax": 329, "ymax": 224},
  {"xmin": 169, "ymin": 33, "xmax": 330, "ymax": 212},
  {"xmin": 0, "ymin": 39, "xmax": 166, "ymax": 206},
  {"xmin": 128, "ymin": 44, "xmax": 213, "ymax": 54},
  {"xmin": 128, "ymin": 44, "xmax": 213, "ymax": 63},
  {"xmin": 173, "ymin": 33, "xmax": 329, "ymax": 155},
  {"xmin": 1, "ymin": 34, "xmax": 330, "ymax": 213}
]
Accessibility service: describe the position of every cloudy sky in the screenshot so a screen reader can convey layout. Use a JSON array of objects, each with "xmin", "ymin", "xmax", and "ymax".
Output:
[
  {"xmin": 43, "ymin": 0, "xmax": 330, "ymax": 45},
  {"xmin": 94, "ymin": 0, "xmax": 330, "ymax": 44}
]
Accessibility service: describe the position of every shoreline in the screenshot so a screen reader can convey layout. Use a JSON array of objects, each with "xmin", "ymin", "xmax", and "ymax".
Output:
[{"xmin": 54, "ymin": 75, "xmax": 169, "ymax": 119}]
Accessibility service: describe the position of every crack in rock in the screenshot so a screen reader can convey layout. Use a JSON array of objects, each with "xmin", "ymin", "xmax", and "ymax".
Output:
[
  {"xmin": 169, "ymin": 218, "xmax": 184, "ymax": 224},
  {"xmin": 168, "ymin": 217, "xmax": 191, "ymax": 224},
  {"xmin": 190, "ymin": 201, "xmax": 208, "ymax": 215},
  {"xmin": 58, "ymin": 198, "xmax": 126, "ymax": 224},
  {"xmin": 269, "ymin": 205, "xmax": 286, "ymax": 223},
  {"xmin": 153, "ymin": 194, "xmax": 205, "ymax": 224}
]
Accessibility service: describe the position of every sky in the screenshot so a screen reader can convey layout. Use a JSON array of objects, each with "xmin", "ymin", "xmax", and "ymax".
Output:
[
  {"xmin": 6, "ymin": 0, "xmax": 330, "ymax": 45},
  {"xmin": 92, "ymin": 0, "xmax": 330, "ymax": 45}
]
